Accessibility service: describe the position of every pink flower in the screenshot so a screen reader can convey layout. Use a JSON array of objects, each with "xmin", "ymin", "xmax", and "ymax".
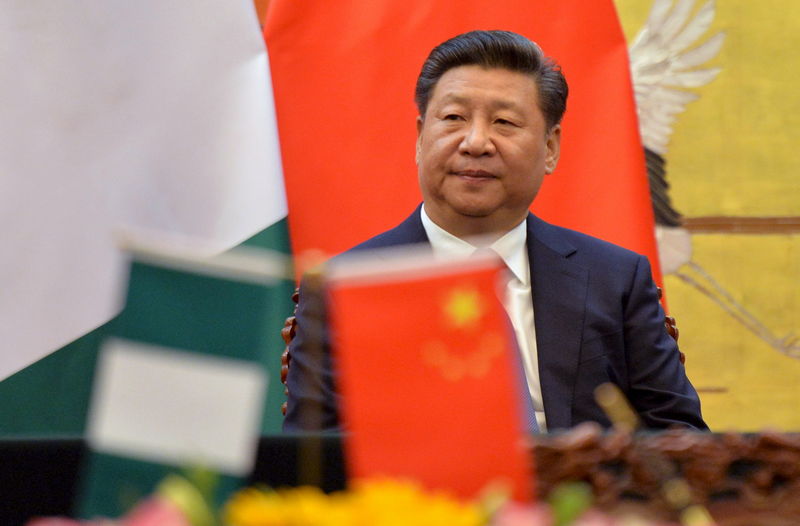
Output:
[
  {"xmin": 493, "ymin": 502, "xmax": 552, "ymax": 526},
  {"xmin": 572, "ymin": 509, "xmax": 616, "ymax": 525},
  {"xmin": 123, "ymin": 497, "xmax": 190, "ymax": 526}
]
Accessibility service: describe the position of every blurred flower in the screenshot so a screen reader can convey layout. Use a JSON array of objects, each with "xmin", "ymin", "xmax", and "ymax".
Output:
[
  {"xmin": 155, "ymin": 473, "xmax": 216, "ymax": 526},
  {"xmin": 28, "ymin": 476, "xmax": 684, "ymax": 526},
  {"xmin": 548, "ymin": 482, "xmax": 593, "ymax": 526},
  {"xmin": 491, "ymin": 501, "xmax": 552, "ymax": 526},
  {"xmin": 25, "ymin": 497, "xmax": 189, "ymax": 526},
  {"xmin": 123, "ymin": 497, "xmax": 191, "ymax": 526},
  {"xmin": 223, "ymin": 478, "xmax": 483, "ymax": 526}
]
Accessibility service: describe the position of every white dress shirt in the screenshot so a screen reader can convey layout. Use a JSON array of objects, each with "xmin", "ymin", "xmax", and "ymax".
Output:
[{"xmin": 420, "ymin": 205, "xmax": 547, "ymax": 430}]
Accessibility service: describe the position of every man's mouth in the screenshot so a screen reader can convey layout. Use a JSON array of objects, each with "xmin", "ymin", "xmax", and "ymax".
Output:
[{"xmin": 452, "ymin": 169, "xmax": 496, "ymax": 180}]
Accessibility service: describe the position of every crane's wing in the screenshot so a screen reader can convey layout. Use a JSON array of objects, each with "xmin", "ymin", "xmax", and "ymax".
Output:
[
  {"xmin": 629, "ymin": 0, "xmax": 725, "ymax": 156},
  {"xmin": 629, "ymin": 0, "xmax": 725, "ymax": 227}
]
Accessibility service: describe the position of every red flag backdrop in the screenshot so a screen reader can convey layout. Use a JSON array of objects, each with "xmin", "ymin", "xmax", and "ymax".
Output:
[{"xmin": 263, "ymin": 0, "xmax": 660, "ymax": 286}]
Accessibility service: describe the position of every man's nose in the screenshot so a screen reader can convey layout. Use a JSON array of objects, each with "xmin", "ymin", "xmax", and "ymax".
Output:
[{"xmin": 458, "ymin": 121, "xmax": 496, "ymax": 156}]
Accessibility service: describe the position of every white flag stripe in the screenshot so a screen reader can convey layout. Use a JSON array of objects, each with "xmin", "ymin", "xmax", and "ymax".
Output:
[
  {"xmin": 89, "ymin": 339, "xmax": 266, "ymax": 476},
  {"xmin": 0, "ymin": 0, "xmax": 286, "ymax": 380}
]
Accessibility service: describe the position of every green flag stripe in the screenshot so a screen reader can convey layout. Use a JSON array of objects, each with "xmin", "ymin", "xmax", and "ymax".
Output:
[{"xmin": 0, "ymin": 219, "xmax": 293, "ymax": 437}]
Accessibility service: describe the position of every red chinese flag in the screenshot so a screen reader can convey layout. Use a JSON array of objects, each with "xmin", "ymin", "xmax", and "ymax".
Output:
[
  {"xmin": 264, "ymin": 1, "xmax": 661, "ymax": 287},
  {"xmin": 327, "ymin": 251, "xmax": 534, "ymax": 501}
]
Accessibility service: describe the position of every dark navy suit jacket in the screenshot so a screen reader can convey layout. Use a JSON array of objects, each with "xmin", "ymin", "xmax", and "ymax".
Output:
[{"xmin": 284, "ymin": 206, "xmax": 707, "ymax": 431}]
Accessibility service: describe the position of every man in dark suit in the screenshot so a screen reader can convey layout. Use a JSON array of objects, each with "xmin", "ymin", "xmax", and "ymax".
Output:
[{"xmin": 284, "ymin": 30, "xmax": 706, "ymax": 432}]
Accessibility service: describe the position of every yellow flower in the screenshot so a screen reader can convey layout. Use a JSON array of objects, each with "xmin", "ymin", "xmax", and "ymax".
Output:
[{"xmin": 224, "ymin": 479, "xmax": 484, "ymax": 526}]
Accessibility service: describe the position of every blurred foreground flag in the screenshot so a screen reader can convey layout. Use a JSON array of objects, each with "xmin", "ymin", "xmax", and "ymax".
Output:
[
  {"xmin": 79, "ymin": 239, "xmax": 288, "ymax": 518},
  {"xmin": 0, "ymin": 0, "xmax": 285, "ymax": 381},
  {"xmin": 327, "ymin": 248, "xmax": 534, "ymax": 501}
]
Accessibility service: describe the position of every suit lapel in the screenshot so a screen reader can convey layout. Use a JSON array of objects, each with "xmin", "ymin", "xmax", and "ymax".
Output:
[{"xmin": 527, "ymin": 215, "xmax": 588, "ymax": 429}]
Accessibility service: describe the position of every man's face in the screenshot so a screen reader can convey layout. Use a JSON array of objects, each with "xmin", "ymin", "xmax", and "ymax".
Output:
[{"xmin": 416, "ymin": 65, "xmax": 561, "ymax": 237}]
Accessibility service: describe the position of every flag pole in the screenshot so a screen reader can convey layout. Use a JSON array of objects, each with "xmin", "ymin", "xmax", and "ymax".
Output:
[{"xmin": 296, "ymin": 262, "xmax": 326, "ymax": 488}]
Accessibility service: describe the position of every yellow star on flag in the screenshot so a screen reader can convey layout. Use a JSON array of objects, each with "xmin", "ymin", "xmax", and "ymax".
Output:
[{"xmin": 443, "ymin": 287, "xmax": 483, "ymax": 328}]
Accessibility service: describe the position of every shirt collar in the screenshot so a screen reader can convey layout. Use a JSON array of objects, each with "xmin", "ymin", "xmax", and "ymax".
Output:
[{"xmin": 420, "ymin": 204, "xmax": 529, "ymax": 285}]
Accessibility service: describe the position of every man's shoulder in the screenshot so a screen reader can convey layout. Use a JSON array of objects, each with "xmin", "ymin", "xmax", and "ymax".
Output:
[
  {"xmin": 528, "ymin": 215, "xmax": 644, "ymax": 266},
  {"xmin": 343, "ymin": 206, "xmax": 428, "ymax": 254}
]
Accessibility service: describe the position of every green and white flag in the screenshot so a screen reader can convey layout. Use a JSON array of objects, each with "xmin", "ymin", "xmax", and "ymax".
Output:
[
  {"xmin": 0, "ymin": 0, "xmax": 288, "ymax": 434},
  {"xmin": 78, "ymin": 242, "xmax": 287, "ymax": 517}
]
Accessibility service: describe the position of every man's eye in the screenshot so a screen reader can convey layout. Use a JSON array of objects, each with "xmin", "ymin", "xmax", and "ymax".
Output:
[
  {"xmin": 443, "ymin": 114, "xmax": 462, "ymax": 121},
  {"xmin": 495, "ymin": 118, "xmax": 515, "ymax": 126}
]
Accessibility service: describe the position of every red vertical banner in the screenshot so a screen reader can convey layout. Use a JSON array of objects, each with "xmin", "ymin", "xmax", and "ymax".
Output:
[
  {"xmin": 327, "ymin": 253, "xmax": 534, "ymax": 501},
  {"xmin": 264, "ymin": 0, "xmax": 661, "ymax": 287}
]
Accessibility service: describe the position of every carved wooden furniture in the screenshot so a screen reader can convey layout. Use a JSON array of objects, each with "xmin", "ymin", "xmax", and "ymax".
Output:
[
  {"xmin": 280, "ymin": 288, "xmax": 300, "ymax": 416},
  {"xmin": 534, "ymin": 424, "xmax": 800, "ymax": 524}
]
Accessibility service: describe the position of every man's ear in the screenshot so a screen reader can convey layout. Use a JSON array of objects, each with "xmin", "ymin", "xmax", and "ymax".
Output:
[
  {"xmin": 415, "ymin": 115, "xmax": 424, "ymax": 164},
  {"xmin": 544, "ymin": 124, "xmax": 561, "ymax": 174}
]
